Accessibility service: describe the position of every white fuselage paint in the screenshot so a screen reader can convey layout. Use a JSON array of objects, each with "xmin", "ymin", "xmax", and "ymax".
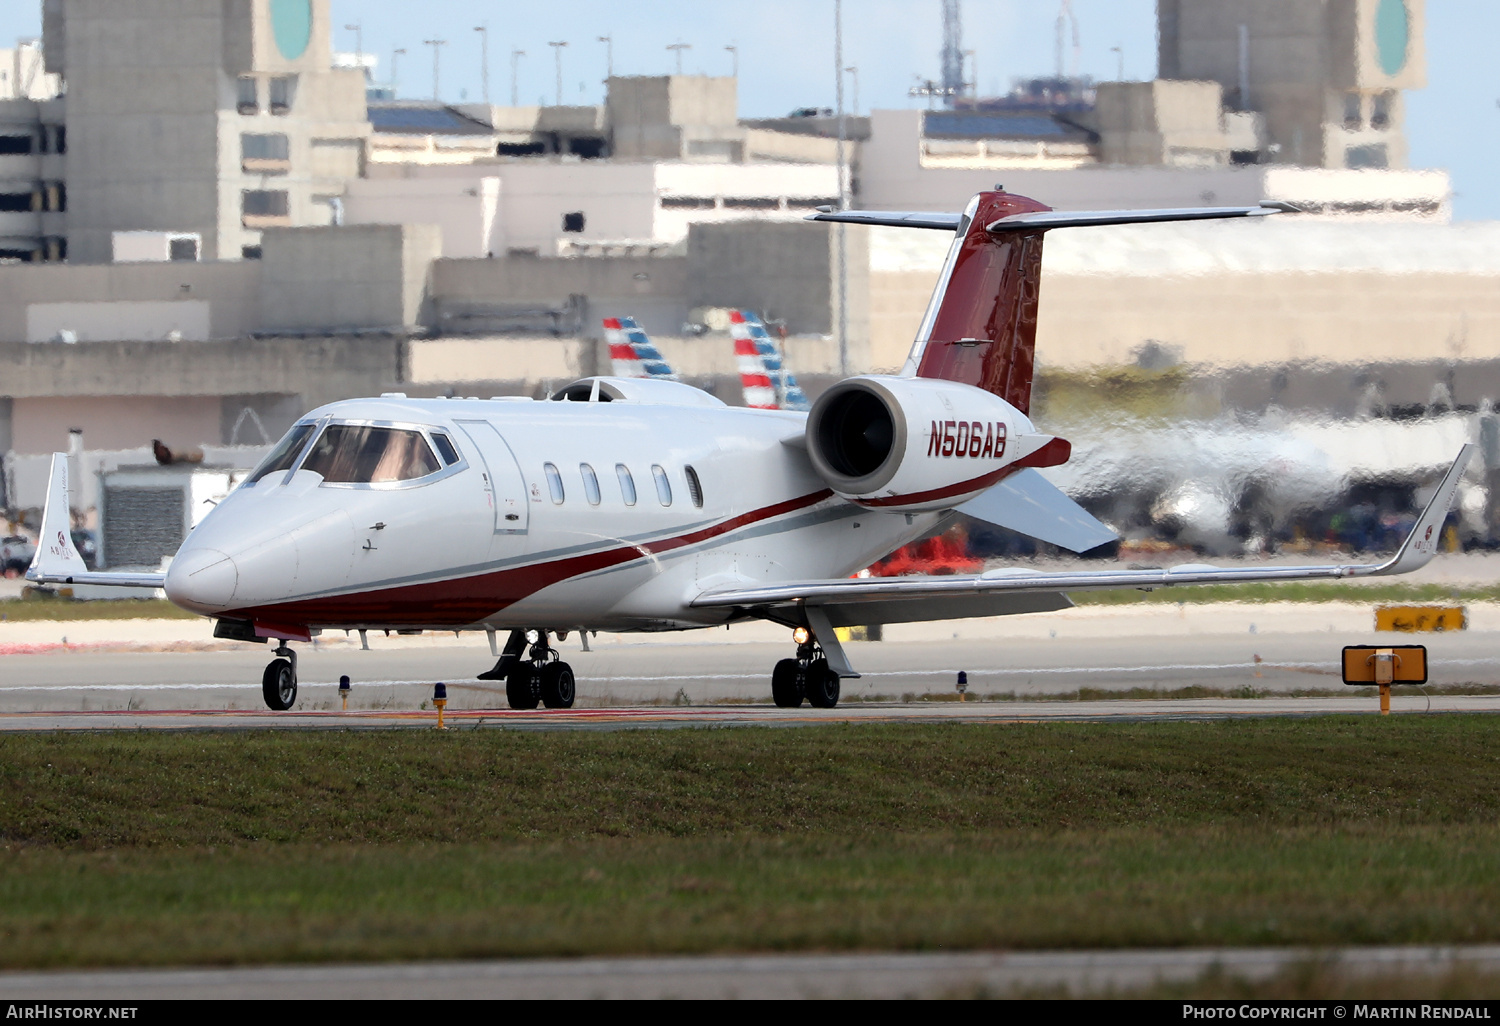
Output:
[{"xmin": 164, "ymin": 394, "xmax": 943, "ymax": 633}]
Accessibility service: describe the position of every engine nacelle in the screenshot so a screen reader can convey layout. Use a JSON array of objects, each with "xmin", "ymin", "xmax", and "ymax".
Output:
[{"xmin": 806, "ymin": 376, "xmax": 1061, "ymax": 512}]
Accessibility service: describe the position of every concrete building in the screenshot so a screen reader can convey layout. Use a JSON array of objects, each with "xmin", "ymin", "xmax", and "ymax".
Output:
[
  {"xmin": 365, "ymin": 77, "xmax": 842, "ymax": 171},
  {"xmin": 858, "ymin": 108, "xmax": 1447, "ymax": 220},
  {"xmin": 35, "ymin": 0, "xmax": 370, "ymax": 263},
  {"xmin": 349, "ymin": 160, "xmax": 842, "ymax": 259},
  {"xmin": 1158, "ymin": 0, "xmax": 1425, "ymax": 169}
]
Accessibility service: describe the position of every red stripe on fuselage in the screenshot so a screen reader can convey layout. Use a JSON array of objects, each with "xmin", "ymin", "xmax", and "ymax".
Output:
[
  {"xmin": 227, "ymin": 488, "xmax": 836, "ymax": 627},
  {"xmin": 853, "ymin": 467, "xmax": 1013, "ymax": 509}
]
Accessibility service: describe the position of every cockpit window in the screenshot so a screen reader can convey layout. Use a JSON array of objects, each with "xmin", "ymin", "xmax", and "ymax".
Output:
[
  {"xmin": 300, "ymin": 425, "xmax": 441, "ymax": 484},
  {"xmin": 248, "ymin": 422, "xmax": 315, "ymax": 484},
  {"xmin": 431, "ymin": 432, "xmax": 460, "ymax": 466}
]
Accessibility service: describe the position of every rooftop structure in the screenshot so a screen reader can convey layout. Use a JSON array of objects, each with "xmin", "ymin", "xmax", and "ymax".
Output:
[
  {"xmin": 1158, "ymin": 0, "xmax": 1424, "ymax": 169},
  {"xmin": 23, "ymin": 0, "xmax": 370, "ymax": 264}
]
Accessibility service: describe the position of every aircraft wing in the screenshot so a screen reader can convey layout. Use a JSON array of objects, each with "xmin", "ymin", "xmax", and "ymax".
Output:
[
  {"xmin": 692, "ymin": 446, "xmax": 1473, "ymax": 622},
  {"xmin": 25, "ymin": 453, "xmax": 168, "ymax": 589}
]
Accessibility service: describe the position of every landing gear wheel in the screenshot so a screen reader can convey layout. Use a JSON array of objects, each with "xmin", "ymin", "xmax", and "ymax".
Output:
[
  {"xmin": 505, "ymin": 665, "xmax": 539, "ymax": 710},
  {"xmin": 540, "ymin": 661, "xmax": 576, "ymax": 709},
  {"xmin": 771, "ymin": 658, "xmax": 804, "ymax": 708},
  {"xmin": 806, "ymin": 658, "xmax": 841, "ymax": 709},
  {"xmin": 261, "ymin": 658, "xmax": 297, "ymax": 711}
]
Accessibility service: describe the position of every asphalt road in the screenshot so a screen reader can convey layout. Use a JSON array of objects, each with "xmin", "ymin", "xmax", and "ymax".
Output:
[{"xmin": 2, "ymin": 945, "xmax": 1497, "ymax": 999}]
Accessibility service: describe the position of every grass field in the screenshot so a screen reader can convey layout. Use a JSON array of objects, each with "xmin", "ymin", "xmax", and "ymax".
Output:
[{"xmin": 2, "ymin": 718, "xmax": 1500, "ymax": 971}]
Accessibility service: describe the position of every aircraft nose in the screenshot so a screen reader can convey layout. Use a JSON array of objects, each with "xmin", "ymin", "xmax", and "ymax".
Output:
[{"xmin": 164, "ymin": 547, "xmax": 239, "ymax": 613}]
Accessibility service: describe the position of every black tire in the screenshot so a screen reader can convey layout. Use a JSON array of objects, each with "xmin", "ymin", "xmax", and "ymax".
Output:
[
  {"xmin": 506, "ymin": 665, "xmax": 539, "ymax": 710},
  {"xmin": 540, "ymin": 661, "xmax": 576, "ymax": 709},
  {"xmin": 771, "ymin": 658, "xmax": 804, "ymax": 708},
  {"xmin": 806, "ymin": 658, "xmax": 841, "ymax": 709},
  {"xmin": 261, "ymin": 658, "xmax": 297, "ymax": 711}
]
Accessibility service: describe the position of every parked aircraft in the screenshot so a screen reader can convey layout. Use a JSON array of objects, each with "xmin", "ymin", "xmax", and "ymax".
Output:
[
  {"xmin": 731, "ymin": 310, "xmax": 811, "ymax": 412},
  {"xmin": 29, "ymin": 190, "xmax": 1472, "ymax": 712},
  {"xmin": 603, "ymin": 317, "xmax": 678, "ymax": 381}
]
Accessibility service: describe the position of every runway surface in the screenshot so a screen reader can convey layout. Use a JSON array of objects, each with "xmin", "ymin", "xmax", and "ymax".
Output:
[
  {"xmin": 2, "ymin": 602, "xmax": 1498, "ymax": 729},
  {"xmin": 3, "ymin": 945, "xmax": 1497, "ymax": 999}
]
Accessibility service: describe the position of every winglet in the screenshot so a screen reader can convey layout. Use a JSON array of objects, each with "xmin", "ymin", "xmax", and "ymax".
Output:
[
  {"xmin": 26, "ymin": 453, "xmax": 89, "ymax": 584},
  {"xmin": 1371, "ymin": 445, "xmax": 1475, "ymax": 577}
]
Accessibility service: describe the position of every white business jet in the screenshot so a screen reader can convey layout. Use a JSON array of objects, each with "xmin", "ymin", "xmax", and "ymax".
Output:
[{"xmin": 28, "ymin": 189, "xmax": 1473, "ymax": 712}]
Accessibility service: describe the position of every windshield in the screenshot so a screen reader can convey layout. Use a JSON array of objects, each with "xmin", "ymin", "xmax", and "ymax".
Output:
[
  {"xmin": 248, "ymin": 422, "xmax": 315, "ymax": 484},
  {"xmin": 300, "ymin": 424, "xmax": 441, "ymax": 484}
]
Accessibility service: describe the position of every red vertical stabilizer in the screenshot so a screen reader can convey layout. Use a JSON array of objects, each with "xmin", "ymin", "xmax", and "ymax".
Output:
[{"xmin": 914, "ymin": 191, "xmax": 1051, "ymax": 415}]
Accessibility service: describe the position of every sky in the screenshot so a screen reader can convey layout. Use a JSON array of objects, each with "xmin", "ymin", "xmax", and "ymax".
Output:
[{"xmin": 3, "ymin": 1, "xmax": 1497, "ymax": 219}]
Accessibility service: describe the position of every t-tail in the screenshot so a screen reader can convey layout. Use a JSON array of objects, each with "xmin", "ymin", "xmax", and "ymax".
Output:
[
  {"xmin": 809, "ymin": 191, "xmax": 1293, "ymax": 414},
  {"xmin": 730, "ymin": 310, "xmax": 810, "ymax": 412},
  {"xmin": 602, "ymin": 317, "xmax": 679, "ymax": 380}
]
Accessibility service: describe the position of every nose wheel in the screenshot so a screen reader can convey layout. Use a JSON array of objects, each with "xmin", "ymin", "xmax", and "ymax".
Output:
[
  {"xmin": 261, "ymin": 643, "xmax": 298, "ymax": 711},
  {"xmin": 504, "ymin": 632, "xmax": 575, "ymax": 710}
]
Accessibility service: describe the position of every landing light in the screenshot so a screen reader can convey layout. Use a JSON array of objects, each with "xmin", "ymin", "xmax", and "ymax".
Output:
[{"xmin": 792, "ymin": 627, "xmax": 810, "ymax": 645}]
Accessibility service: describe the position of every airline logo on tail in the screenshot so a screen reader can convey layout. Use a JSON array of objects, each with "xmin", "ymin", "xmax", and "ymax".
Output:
[
  {"xmin": 602, "ymin": 317, "xmax": 679, "ymax": 380},
  {"xmin": 730, "ymin": 310, "xmax": 810, "ymax": 412}
]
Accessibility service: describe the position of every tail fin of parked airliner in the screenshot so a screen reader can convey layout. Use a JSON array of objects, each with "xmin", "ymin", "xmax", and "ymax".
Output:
[
  {"xmin": 809, "ymin": 193, "xmax": 1289, "ymax": 415},
  {"xmin": 602, "ymin": 317, "xmax": 679, "ymax": 380},
  {"xmin": 730, "ymin": 310, "xmax": 810, "ymax": 411}
]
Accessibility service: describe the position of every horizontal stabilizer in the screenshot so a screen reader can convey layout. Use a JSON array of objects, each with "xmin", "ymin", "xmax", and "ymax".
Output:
[
  {"xmin": 987, "ymin": 202, "xmax": 1289, "ymax": 233},
  {"xmin": 807, "ymin": 202, "xmax": 1291, "ymax": 235},
  {"xmin": 805, "ymin": 210, "xmax": 964, "ymax": 231},
  {"xmin": 957, "ymin": 468, "xmax": 1117, "ymax": 554}
]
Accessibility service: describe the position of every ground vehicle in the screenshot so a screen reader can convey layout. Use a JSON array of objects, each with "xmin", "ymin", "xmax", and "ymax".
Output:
[{"xmin": 2, "ymin": 535, "xmax": 36, "ymax": 576}]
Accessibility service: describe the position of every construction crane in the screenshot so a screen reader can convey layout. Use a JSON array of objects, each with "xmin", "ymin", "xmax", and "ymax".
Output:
[
  {"xmin": 1055, "ymin": 0, "xmax": 1081, "ymax": 80},
  {"xmin": 940, "ymin": 0, "xmax": 964, "ymax": 108}
]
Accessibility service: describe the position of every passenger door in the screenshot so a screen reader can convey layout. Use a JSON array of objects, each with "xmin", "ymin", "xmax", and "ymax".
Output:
[{"xmin": 454, "ymin": 420, "xmax": 529, "ymax": 535}]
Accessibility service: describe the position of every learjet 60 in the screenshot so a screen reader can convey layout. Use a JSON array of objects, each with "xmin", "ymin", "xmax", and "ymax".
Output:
[{"xmin": 28, "ymin": 189, "xmax": 1473, "ymax": 711}]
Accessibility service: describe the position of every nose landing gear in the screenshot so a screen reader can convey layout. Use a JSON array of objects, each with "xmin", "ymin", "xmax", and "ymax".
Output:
[
  {"xmin": 261, "ymin": 643, "xmax": 298, "ymax": 711},
  {"xmin": 503, "ymin": 631, "xmax": 575, "ymax": 710}
]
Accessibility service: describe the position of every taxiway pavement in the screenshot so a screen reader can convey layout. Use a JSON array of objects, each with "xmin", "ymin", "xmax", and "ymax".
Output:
[
  {"xmin": 0, "ymin": 601, "xmax": 1497, "ymax": 728},
  {"xmin": 3, "ymin": 945, "xmax": 1497, "ymax": 999}
]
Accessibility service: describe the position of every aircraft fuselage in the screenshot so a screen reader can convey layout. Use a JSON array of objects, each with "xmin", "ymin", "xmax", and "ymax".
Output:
[{"xmin": 164, "ymin": 394, "xmax": 941, "ymax": 636}]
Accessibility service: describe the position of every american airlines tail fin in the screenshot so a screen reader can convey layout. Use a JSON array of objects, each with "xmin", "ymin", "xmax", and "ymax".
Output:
[
  {"xmin": 730, "ymin": 310, "xmax": 810, "ymax": 412},
  {"xmin": 809, "ymin": 193, "xmax": 1287, "ymax": 415},
  {"xmin": 602, "ymin": 317, "xmax": 679, "ymax": 381}
]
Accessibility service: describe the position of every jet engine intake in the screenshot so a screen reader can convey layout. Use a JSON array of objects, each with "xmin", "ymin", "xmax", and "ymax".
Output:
[{"xmin": 805, "ymin": 376, "xmax": 1041, "ymax": 512}]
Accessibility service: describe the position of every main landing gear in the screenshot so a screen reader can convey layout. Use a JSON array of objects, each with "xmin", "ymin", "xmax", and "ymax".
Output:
[
  {"xmin": 771, "ymin": 627, "xmax": 842, "ymax": 709},
  {"xmin": 485, "ymin": 629, "xmax": 576, "ymax": 710},
  {"xmin": 261, "ymin": 642, "xmax": 298, "ymax": 711}
]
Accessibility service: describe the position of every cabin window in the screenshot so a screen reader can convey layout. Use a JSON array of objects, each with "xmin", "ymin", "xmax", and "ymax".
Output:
[
  {"xmin": 248, "ymin": 422, "xmax": 315, "ymax": 483},
  {"xmin": 581, "ymin": 463, "xmax": 601, "ymax": 506},
  {"xmin": 652, "ymin": 464, "xmax": 673, "ymax": 506},
  {"xmin": 301, "ymin": 425, "xmax": 441, "ymax": 483},
  {"xmin": 544, "ymin": 463, "xmax": 565, "ymax": 504},
  {"xmin": 685, "ymin": 466, "xmax": 704, "ymax": 508},
  {"xmin": 616, "ymin": 464, "xmax": 637, "ymax": 506},
  {"xmin": 431, "ymin": 432, "xmax": 460, "ymax": 466}
]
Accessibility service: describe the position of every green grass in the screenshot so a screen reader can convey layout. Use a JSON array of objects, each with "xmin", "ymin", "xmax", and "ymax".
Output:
[
  {"xmin": 3, "ymin": 720, "xmax": 1500, "ymax": 969},
  {"xmin": 0, "ymin": 597, "xmax": 197, "ymax": 621}
]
